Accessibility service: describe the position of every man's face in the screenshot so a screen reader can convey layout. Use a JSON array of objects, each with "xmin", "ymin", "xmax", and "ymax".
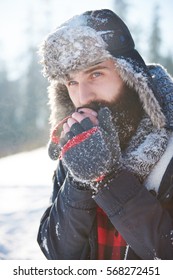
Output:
[
  {"xmin": 63, "ymin": 58, "xmax": 142, "ymax": 149},
  {"xmin": 65, "ymin": 59, "xmax": 125, "ymax": 108}
]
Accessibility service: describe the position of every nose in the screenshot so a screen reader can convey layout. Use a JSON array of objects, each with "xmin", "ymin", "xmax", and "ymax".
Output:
[{"xmin": 78, "ymin": 82, "xmax": 96, "ymax": 106}]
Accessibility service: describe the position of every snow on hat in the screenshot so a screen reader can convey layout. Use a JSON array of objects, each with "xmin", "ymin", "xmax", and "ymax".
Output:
[{"xmin": 39, "ymin": 9, "xmax": 166, "ymax": 129}]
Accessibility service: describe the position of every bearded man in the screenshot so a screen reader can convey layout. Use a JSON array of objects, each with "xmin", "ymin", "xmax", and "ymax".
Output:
[{"xmin": 37, "ymin": 9, "xmax": 173, "ymax": 259}]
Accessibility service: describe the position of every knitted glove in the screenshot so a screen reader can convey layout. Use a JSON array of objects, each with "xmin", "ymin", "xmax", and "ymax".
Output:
[
  {"xmin": 58, "ymin": 107, "xmax": 122, "ymax": 184},
  {"xmin": 48, "ymin": 116, "xmax": 70, "ymax": 160}
]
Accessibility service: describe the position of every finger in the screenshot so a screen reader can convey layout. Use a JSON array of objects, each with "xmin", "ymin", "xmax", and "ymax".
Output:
[
  {"xmin": 80, "ymin": 117, "xmax": 94, "ymax": 131},
  {"xmin": 89, "ymin": 115, "xmax": 99, "ymax": 126},
  {"xmin": 77, "ymin": 107, "xmax": 98, "ymax": 116},
  {"xmin": 60, "ymin": 130, "xmax": 65, "ymax": 138},
  {"xmin": 67, "ymin": 117, "xmax": 77, "ymax": 128},
  {"xmin": 64, "ymin": 131, "xmax": 75, "ymax": 141},
  {"xmin": 71, "ymin": 112, "xmax": 86, "ymax": 122},
  {"xmin": 72, "ymin": 112, "xmax": 99, "ymax": 126},
  {"xmin": 82, "ymin": 114, "xmax": 99, "ymax": 126},
  {"xmin": 60, "ymin": 128, "xmax": 74, "ymax": 147},
  {"xmin": 59, "ymin": 137, "xmax": 67, "ymax": 147},
  {"xmin": 48, "ymin": 142, "xmax": 60, "ymax": 160},
  {"xmin": 63, "ymin": 122, "xmax": 70, "ymax": 134},
  {"xmin": 70, "ymin": 122, "xmax": 84, "ymax": 135}
]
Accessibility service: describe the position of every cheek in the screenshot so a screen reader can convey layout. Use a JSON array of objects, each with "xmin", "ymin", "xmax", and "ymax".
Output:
[
  {"xmin": 99, "ymin": 81, "xmax": 124, "ymax": 102},
  {"xmin": 68, "ymin": 92, "xmax": 80, "ymax": 107}
]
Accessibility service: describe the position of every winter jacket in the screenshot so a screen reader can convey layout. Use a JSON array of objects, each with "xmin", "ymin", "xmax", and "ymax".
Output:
[
  {"xmin": 37, "ymin": 9, "xmax": 173, "ymax": 259},
  {"xmin": 37, "ymin": 63, "xmax": 173, "ymax": 260},
  {"xmin": 37, "ymin": 150, "xmax": 173, "ymax": 260}
]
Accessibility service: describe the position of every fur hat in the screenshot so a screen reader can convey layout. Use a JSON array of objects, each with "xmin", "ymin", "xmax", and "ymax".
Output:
[{"xmin": 39, "ymin": 9, "xmax": 166, "ymax": 130}]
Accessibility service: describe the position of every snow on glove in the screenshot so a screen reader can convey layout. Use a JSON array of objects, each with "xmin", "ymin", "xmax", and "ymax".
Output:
[{"xmin": 60, "ymin": 107, "xmax": 122, "ymax": 183}]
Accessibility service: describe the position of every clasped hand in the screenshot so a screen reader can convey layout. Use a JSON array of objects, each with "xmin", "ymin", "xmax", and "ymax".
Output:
[{"xmin": 57, "ymin": 107, "xmax": 122, "ymax": 183}]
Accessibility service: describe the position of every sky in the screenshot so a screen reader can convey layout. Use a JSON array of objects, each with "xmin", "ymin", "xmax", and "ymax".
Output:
[{"xmin": 0, "ymin": 0, "xmax": 173, "ymax": 78}]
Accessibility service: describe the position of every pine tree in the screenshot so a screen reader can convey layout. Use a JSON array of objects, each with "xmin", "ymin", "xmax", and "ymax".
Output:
[
  {"xmin": 148, "ymin": 4, "xmax": 162, "ymax": 63},
  {"xmin": 0, "ymin": 62, "xmax": 22, "ymax": 156},
  {"xmin": 23, "ymin": 47, "xmax": 49, "ymax": 148}
]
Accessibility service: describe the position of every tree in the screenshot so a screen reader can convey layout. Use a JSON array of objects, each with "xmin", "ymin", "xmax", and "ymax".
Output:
[
  {"xmin": 148, "ymin": 4, "xmax": 162, "ymax": 63},
  {"xmin": 0, "ymin": 62, "xmax": 22, "ymax": 156},
  {"xmin": 161, "ymin": 53, "xmax": 173, "ymax": 76},
  {"xmin": 21, "ymin": 47, "xmax": 49, "ymax": 150}
]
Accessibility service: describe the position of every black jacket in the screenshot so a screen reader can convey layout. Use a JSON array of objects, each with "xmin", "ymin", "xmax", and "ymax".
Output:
[{"xmin": 37, "ymin": 157, "xmax": 173, "ymax": 260}]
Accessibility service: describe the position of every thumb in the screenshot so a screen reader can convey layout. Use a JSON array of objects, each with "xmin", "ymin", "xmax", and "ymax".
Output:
[
  {"xmin": 98, "ymin": 107, "xmax": 121, "ymax": 156},
  {"xmin": 97, "ymin": 107, "xmax": 114, "ymax": 134},
  {"xmin": 48, "ymin": 140, "xmax": 60, "ymax": 160}
]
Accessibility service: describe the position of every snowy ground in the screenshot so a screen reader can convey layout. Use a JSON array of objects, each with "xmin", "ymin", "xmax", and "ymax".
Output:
[{"xmin": 0, "ymin": 147, "xmax": 57, "ymax": 260}]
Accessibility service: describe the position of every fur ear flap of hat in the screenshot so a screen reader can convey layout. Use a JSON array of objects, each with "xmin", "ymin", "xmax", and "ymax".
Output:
[
  {"xmin": 114, "ymin": 57, "xmax": 166, "ymax": 129},
  {"xmin": 148, "ymin": 64, "xmax": 173, "ymax": 130},
  {"xmin": 39, "ymin": 9, "xmax": 167, "ymax": 132},
  {"xmin": 48, "ymin": 82, "xmax": 74, "ymax": 130}
]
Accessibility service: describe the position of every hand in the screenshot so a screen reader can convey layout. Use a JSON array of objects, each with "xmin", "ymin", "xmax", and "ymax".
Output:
[
  {"xmin": 48, "ymin": 108, "xmax": 98, "ymax": 160},
  {"xmin": 58, "ymin": 107, "xmax": 122, "ymax": 183},
  {"xmin": 59, "ymin": 108, "xmax": 99, "ymax": 147}
]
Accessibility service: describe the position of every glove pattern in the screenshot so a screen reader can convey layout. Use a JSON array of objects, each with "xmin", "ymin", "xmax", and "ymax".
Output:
[{"xmin": 60, "ymin": 107, "xmax": 122, "ymax": 183}]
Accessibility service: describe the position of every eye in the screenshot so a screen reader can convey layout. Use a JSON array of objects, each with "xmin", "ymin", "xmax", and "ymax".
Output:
[
  {"xmin": 91, "ymin": 72, "xmax": 102, "ymax": 78},
  {"xmin": 67, "ymin": 80, "xmax": 78, "ymax": 87}
]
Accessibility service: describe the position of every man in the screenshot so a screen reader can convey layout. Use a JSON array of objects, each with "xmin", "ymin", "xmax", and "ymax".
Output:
[{"xmin": 37, "ymin": 9, "xmax": 173, "ymax": 259}]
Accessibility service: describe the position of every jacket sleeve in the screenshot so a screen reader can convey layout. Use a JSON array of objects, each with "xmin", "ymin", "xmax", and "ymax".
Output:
[
  {"xmin": 37, "ymin": 160, "xmax": 97, "ymax": 259},
  {"xmin": 94, "ymin": 170, "xmax": 173, "ymax": 260}
]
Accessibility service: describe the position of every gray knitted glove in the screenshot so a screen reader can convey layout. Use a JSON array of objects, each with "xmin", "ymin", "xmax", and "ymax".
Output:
[{"xmin": 58, "ymin": 107, "xmax": 122, "ymax": 184}]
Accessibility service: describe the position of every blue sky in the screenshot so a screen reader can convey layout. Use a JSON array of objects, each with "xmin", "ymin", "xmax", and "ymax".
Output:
[{"xmin": 0, "ymin": 0, "xmax": 172, "ymax": 78}]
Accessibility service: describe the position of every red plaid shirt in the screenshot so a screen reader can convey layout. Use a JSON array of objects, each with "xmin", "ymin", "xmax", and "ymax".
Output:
[{"xmin": 97, "ymin": 207, "xmax": 127, "ymax": 259}]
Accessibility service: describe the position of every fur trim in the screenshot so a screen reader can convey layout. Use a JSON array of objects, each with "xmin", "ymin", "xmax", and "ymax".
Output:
[
  {"xmin": 47, "ymin": 62, "xmax": 168, "ymax": 132},
  {"xmin": 148, "ymin": 64, "xmax": 173, "ymax": 129},
  {"xmin": 114, "ymin": 59, "xmax": 166, "ymax": 129},
  {"xmin": 48, "ymin": 81, "xmax": 74, "ymax": 130},
  {"xmin": 38, "ymin": 10, "xmax": 171, "ymax": 131},
  {"xmin": 144, "ymin": 132, "xmax": 173, "ymax": 193},
  {"xmin": 122, "ymin": 115, "xmax": 169, "ymax": 182},
  {"xmin": 39, "ymin": 24, "xmax": 111, "ymax": 81}
]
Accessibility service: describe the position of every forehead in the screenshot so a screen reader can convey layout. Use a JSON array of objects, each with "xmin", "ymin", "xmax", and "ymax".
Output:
[{"xmin": 66, "ymin": 59, "xmax": 115, "ymax": 80}]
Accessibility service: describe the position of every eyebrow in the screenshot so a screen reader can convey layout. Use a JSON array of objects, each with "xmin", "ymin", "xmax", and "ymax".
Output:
[
  {"xmin": 66, "ymin": 62, "xmax": 108, "ymax": 81},
  {"xmin": 83, "ymin": 65, "xmax": 108, "ymax": 75}
]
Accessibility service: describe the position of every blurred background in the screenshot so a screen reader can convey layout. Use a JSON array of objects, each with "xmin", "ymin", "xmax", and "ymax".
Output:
[
  {"xmin": 0, "ymin": 0, "xmax": 173, "ymax": 260},
  {"xmin": 0, "ymin": 0, "xmax": 173, "ymax": 158}
]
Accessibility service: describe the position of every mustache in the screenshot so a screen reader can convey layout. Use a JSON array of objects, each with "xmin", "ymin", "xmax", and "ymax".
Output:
[{"xmin": 76, "ymin": 100, "xmax": 113, "ymax": 113}]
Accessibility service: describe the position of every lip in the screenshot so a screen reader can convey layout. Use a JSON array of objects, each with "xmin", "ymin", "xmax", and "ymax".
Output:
[{"xmin": 76, "ymin": 103, "xmax": 103, "ymax": 113}]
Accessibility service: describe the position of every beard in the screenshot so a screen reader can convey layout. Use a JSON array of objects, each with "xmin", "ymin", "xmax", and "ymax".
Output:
[
  {"xmin": 77, "ymin": 86, "xmax": 144, "ymax": 150},
  {"xmin": 110, "ymin": 88, "xmax": 144, "ymax": 149}
]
